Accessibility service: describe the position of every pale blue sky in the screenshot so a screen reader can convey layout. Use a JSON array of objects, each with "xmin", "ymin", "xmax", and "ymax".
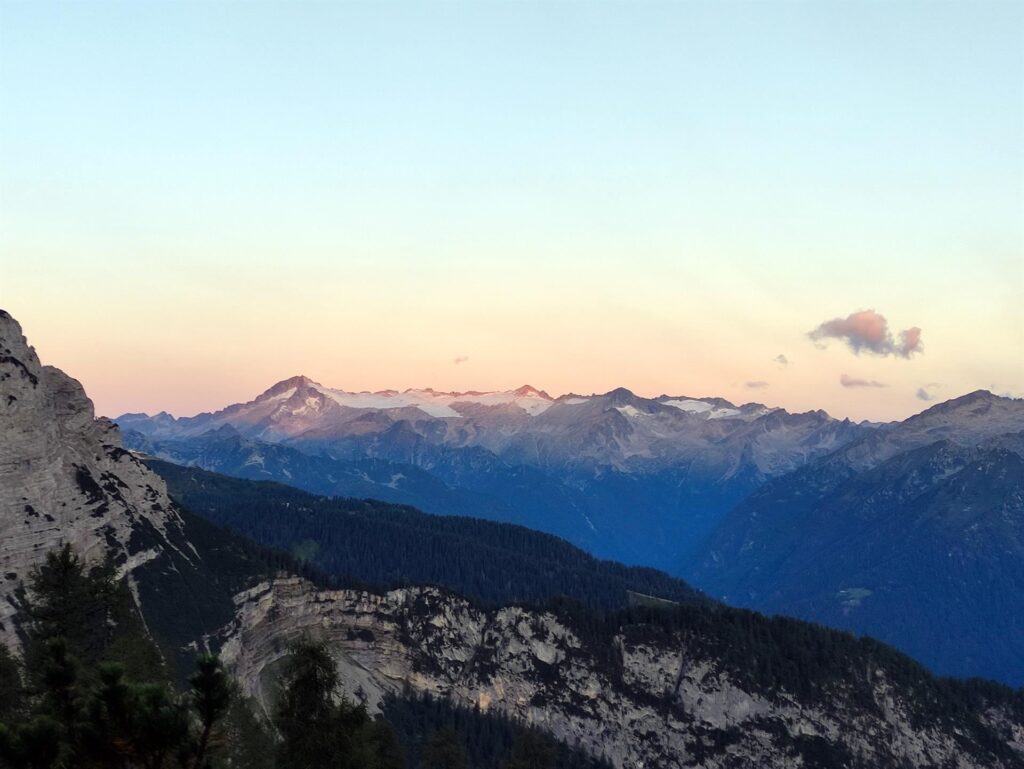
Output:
[{"xmin": 1, "ymin": 1, "xmax": 1022, "ymax": 420}]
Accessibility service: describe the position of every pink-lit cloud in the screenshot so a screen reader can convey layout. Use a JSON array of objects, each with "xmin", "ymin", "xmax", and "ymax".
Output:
[
  {"xmin": 809, "ymin": 310, "xmax": 923, "ymax": 358},
  {"xmin": 453, "ymin": 355, "xmax": 470, "ymax": 365},
  {"xmin": 745, "ymin": 380, "xmax": 770, "ymax": 389},
  {"xmin": 840, "ymin": 374, "xmax": 887, "ymax": 388}
]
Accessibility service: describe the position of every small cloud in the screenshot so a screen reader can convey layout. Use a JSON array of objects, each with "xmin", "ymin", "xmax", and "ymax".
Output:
[
  {"xmin": 840, "ymin": 374, "xmax": 887, "ymax": 388},
  {"xmin": 453, "ymin": 356, "xmax": 469, "ymax": 365},
  {"xmin": 745, "ymin": 380, "xmax": 770, "ymax": 389},
  {"xmin": 809, "ymin": 309, "xmax": 923, "ymax": 358},
  {"xmin": 898, "ymin": 327, "xmax": 923, "ymax": 358},
  {"xmin": 916, "ymin": 382, "xmax": 943, "ymax": 401},
  {"xmin": 773, "ymin": 354, "xmax": 789, "ymax": 367}
]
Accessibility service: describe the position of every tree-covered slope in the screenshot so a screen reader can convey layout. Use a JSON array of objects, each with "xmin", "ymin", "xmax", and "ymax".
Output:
[
  {"xmin": 146, "ymin": 459, "xmax": 707, "ymax": 612},
  {"xmin": 381, "ymin": 694, "xmax": 613, "ymax": 769}
]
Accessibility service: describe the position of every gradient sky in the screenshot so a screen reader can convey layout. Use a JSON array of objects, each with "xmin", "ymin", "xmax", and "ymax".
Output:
[{"xmin": 2, "ymin": 1, "xmax": 1022, "ymax": 422}]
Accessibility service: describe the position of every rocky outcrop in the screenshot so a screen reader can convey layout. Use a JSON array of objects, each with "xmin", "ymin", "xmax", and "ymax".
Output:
[
  {"xmin": 0, "ymin": 310, "xmax": 193, "ymax": 645},
  {"xmin": 221, "ymin": 577, "xmax": 1024, "ymax": 769}
]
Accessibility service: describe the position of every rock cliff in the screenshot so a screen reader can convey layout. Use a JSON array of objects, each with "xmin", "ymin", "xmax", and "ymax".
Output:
[
  {"xmin": 0, "ymin": 310, "xmax": 191, "ymax": 646},
  {"xmin": 220, "ymin": 577, "xmax": 1024, "ymax": 769}
]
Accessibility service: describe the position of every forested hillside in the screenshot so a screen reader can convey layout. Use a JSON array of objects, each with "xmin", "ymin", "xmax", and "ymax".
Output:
[
  {"xmin": 147, "ymin": 458, "xmax": 1024, "ymax": 766},
  {"xmin": 147, "ymin": 460, "xmax": 707, "ymax": 611},
  {"xmin": 381, "ymin": 695, "xmax": 614, "ymax": 769}
]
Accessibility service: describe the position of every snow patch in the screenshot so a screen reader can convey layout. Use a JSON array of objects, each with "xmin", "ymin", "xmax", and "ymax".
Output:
[
  {"xmin": 662, "ymin": 399, "xmax": 741, "ymax": 419},
  {"xmin": 243, "ymin": 451, "xmax": 265, "ymax": 468},
  {"xmin": 318, "ymin": 388, "xmax": 462, "ymax": 417},
  {"xmin": 663, "ymin": 399, "xmax": 714, "ymax": 414},
  {"xmin": 615, "ymin": 405, "xmax": 644, "ymax": 418},
  {"xmin": 316, "ymin": 385, "xmax": 553, "ymax": 417}
]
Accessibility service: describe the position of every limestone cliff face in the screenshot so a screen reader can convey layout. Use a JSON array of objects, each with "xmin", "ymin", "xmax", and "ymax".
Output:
[
  {"xmin": 0, "ymin": 310, "xmax": 190, "ymax": 644},
  {"xmin": 221, "ymin": 578, "xmax": 1024, "ymax": 769}
]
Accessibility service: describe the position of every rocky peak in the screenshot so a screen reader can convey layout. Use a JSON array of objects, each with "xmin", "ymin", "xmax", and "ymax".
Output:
[
  {"xmin": 601, "ymin": 386, "xmax": 639, "ymax": 405},
  {"xmin": 910, "ymin": 389, "xmax": 1016, "ymax": 422},
  {"xmin": 257, "ymin": 374, "xmax": 318, "ymax": 400},
  {"xmin": 876, "ymin": 389, "xmax": 1024, "ymax": 452},
  {"xmin": 0, "ymin": 310, "xmax": 190, "ymax": 647},
  {"xmin": 511, "ymin": 384, "xmax": 551, "ymax": 399}
]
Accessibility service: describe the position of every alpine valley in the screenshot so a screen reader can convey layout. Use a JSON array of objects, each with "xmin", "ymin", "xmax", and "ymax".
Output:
[
  {"xmin": 117, "ymin": 375, "xmax": 868, "ymax": 570},
  {"xmin": 119, "ymin": 373, "xmax": 1024, "ymax": 685},
  {"xmin": 3, "ymin": 309, "xmax": 1024, "ymax": 769}
]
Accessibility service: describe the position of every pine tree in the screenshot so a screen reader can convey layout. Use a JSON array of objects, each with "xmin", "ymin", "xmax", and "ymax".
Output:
[
  {"xmin": 0, "ymin": 546, "xmax": 237, "ymax": 769},
  {"xmin": 503, "ymin": 730, "xmax": 556, "ymax": 769},
  {"xmin": 0, "ymin": 715, "xmax": 62, "ymax": 769},
  {"xmin": 214, "ymin": 691, "xmax": 276, "ymax": 769},
  {"xmin": 273, "ymin": 637, "xmax": 407, "ymax": 769},
  {"xmin": 80, "ymin": 662, "xmax": 134, "ymax": 768},
  {"xmin": 365, "ymin": 719, "xmax": 405, "ymax": 769},
  {"xmin": 0, "ymin": 646, "xmax": 25, "ymax": 725},
  {"xmin": 38, "ymin": 639, "xmax": 84, "ymax": 754},
  {"xmin": 189, "ymin": 656, "xmax": 231, "ymax": 769},
  {"xmin": 128, "ymin": 682, "xmax": 190, "ymax": 768},
  {"xmin": 422, "ymin": 727, "xmax": 468, "ymax": 769},
  {"xmin": 24, "ymin": 546, "xmax": 112, "ymax": 672},
  {"xmin": 21, "ymin": 544, "xmax": 165, "ymax": 687},
  {"xmin": 273, "ymin": 638, "xmax": 365, "ymax": 769}
]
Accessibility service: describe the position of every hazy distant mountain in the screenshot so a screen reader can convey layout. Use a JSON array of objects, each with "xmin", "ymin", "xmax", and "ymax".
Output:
[
  {"xmin": 688, "ymin": 390, "xmax": 1024, "ymax": 685},
  {"xmin": 119, "ymin": 376, "xmax": 869, "ymax": 569}
]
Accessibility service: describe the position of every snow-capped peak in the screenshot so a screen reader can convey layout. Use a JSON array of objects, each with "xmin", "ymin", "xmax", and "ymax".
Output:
[
  {"xmin": 257, "ymin": 375, "xmax": 318, "ymax": 401},
  {"xmin": 512, "ymin": 385, "xmax": 552, "ymax": 399},
  {"xmin": 661, "ymin": 398, "xmax": 742, "ymax": 419},
  {"xmin": 283, "ymin": 382, "xmax": 558, "ymax": 418}
]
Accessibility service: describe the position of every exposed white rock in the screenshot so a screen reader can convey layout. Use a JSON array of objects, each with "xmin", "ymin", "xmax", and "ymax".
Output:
[
  {"xmin": 0, "ymin": 310, "xmax": 188, "ymax": 646},
  {"xmin": 220, "ymin": 577, "xmax": 1024, "ymax": 769}
]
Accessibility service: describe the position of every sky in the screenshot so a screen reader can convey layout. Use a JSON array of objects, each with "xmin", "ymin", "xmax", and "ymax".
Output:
[{"xmin": 1, "ymin": 1, "xmax": 1022, "ymax": 422}]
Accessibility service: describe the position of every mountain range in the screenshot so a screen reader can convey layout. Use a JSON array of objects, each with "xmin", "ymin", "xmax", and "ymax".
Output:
[
  {"xmin": 118, "ymin": 374, "xmax": 1024, "ymax": 686},
  {"xmin": 5, "ymin": 310, "xmax": 1024, "ymax": 767},
  {"xmin": 118, "ymin": 375, "xmax": 868, "ymax": 569},
  {"xmin": 687, "ymin": 389, "xmax": 1024, "ymax": 684}
]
